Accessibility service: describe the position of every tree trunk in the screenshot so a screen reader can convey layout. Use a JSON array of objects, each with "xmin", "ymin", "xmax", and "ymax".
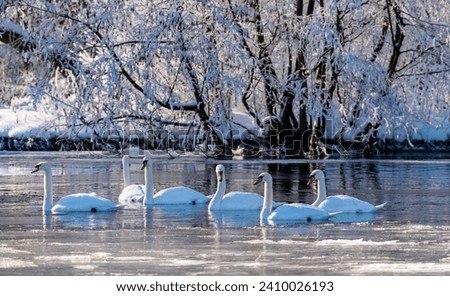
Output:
[
  {"xmin": 386, "ymin": 0, "xmax": 405, "ymax": 78},
  {"xmin": 178, "ymin": 38, "xmax": 231, "ymax": 155},
  {"xmin": 250, "ymin": 0, "xmax": 279, "ymax": 116},
  {"xmin": 295, "ymin": 0, "xmax": 316, "ymax": 154}
]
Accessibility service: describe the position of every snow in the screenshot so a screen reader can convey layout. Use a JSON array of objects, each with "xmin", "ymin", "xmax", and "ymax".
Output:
[
  {"xmin": 409, "ymin": 122, "xmax": 449, "ymax": 142},
  {"xmin": 0, "ymin": 106, "xmax": 50, "ymax": 138},
  {"xmin": 216, "ymin": 109, "xmax": 259, "ymax": 141},
  {"xmin": 1, "ymin": 2, "xmax": 449, "ymax": 153},
  {"xmin": 231, "ymin": 110, "xmax": 257, "ymax": 131},
  {"xmin": 0, "ymin": 19, "xmax": 28, "ymax": 38},
  {"xmin": 377, "ymin": 120, "xmax": 450, "ymax": 144},
  {"xmin": 4, "ymin": 105, "xmax": 447, "ymax": 149}
]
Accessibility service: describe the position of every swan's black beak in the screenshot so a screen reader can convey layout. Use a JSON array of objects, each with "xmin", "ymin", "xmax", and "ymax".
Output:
[
  {"xmin": 31, "ymin": 165, "xmax": 40, "ymax": 174},
  {"xmin": 307, "ymin": 175, "xmax": 316, "ymax": 186},
  {"xmin": 253, "ymin": 176, "xmax": 263, "ymax": 185},
  {"xmin": 140, "ymin": 160, "xmax": 148, "ymax": 170},
  {"xmin": 218, "ymin": 171, "xmax": 223, "ymax": 182}
]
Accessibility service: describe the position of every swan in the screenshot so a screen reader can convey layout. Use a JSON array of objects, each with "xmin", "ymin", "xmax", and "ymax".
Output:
[
  {"xmin": 32, "ymin": 162, "xmax": 122, "ymax": 214},
  {"xmin": 141, "ymin": 155, "xmax": 210, "ymax": 206},
  {"xmin": 254, "ymin": 172, "xmax": 333, "ymax": 223},
  {"xmin": 309, "ymin": 169, "xmax": 386, "ymax": 213},
  {"xmin": 209, "ymin": 164, "xmax": 272, "ymax": 211},
  {"xmin": 208, "ymin": 164, "xmax": 263, "ymax": 211},
  {"xmin": 118, "ymin": 155, "xmax": 145, "ymax": 204}
]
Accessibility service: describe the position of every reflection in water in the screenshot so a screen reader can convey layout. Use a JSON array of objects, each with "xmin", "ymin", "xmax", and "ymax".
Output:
[
  {"xmin": 150, "ymin": 204, "xmax": 210, "ymax": 228},
  {"xmin": 47, "ymin": 211, "xmax": 121, "ymax": 230},
  {"xmin": 329, "ymin": 212, "xmax": 377, "ymax": 224},
  {"xmin": 1, "ymin": 153, "xmax": 450, "ymax": 275},
  {"xmin": 266, "ymin": 162, "xmax": 312, "ymax": 203},
  {"xmin": 208, "ymin": 210, "xmax": 260, "ymax": 228}
]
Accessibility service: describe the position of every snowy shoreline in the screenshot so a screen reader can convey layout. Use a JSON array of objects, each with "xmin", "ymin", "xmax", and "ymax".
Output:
[
  {"xmin": 1, "ymin": 106, "xmax": 449, "ymax": 154},
  {"xmin": 1, "ymin": 135, "xmax": 448, "ymax": 155}
]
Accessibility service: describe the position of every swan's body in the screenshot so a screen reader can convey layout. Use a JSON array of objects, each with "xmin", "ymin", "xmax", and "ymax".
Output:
[
  {"xmin": 50, "ymin": 193, "xmax": 120, "ymax": 213},
  {"xmin": 254, "ymin": 172, "xmax": 332, "ymax": 223},
  {"xmin": 310, "ymin": 169, "xmax": 386, "ymax": 213},
  {"xmin": 118, "ymin": 184, "xmax": 145, "ymax": 203},
  {"xmin": 141, "ymin": 155, "xmax": 209, "ymax": 206},
  {"xmin": 209, "ymin": 164, "xmax": 276, "ymax": 211},
  {"xmin": 118, "ymin": 155, "xmax": 144, "ymax": 204},
  {"xmin": 32, "ymin": 162, "xmax": 121, "ymax": 214}
]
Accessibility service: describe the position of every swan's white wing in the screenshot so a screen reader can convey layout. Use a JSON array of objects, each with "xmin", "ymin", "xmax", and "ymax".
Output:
[
  {"xmin": 118, "ymin": 184, "xmax": 145, "ymax": 203},
  {"xmin": 318, "ymin": 195, "xmax": 379, "ymax": 213},
  {"xmin": 52, "ymin": 193, "xmax": 119, "ymax": 214},
  {"xmin": 153, "ymin": 186, "xmax": 209, "ymax": 205},
  {"xmin": 211, "ymin": 189, "xmax": 284, "ymax": 211},
  {"xmin": 269, "ymin": 203, "xmax": 330, "ymax": 222},
  {"xmin": 219, "ymin": 192, "xmax": 264, "ymax": 210}
]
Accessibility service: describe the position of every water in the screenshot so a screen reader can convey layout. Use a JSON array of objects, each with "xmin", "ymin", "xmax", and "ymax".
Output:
[{"xmin": 0, "ymin": 152, "xmax": 449, "ymax": 275}]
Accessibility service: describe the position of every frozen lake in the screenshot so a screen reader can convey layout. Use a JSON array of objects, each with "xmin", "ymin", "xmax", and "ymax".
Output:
[{"xmin": 0, "ymin": 151, "xmax": 449, "ymax": 275}]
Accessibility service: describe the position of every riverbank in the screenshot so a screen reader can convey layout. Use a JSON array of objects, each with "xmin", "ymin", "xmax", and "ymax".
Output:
[{"xmin": 1, "ymin": 106, "xmax": 449, "ymax": 154}]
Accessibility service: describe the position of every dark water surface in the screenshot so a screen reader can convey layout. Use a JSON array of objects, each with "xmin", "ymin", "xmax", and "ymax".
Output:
[{"xmin": 0, "ymin": 152, "xmax": 449, "ymax": 275}]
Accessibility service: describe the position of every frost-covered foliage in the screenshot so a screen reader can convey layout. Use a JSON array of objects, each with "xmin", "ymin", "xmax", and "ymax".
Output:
[{"xmin": 0, "ymin": 0, "xmax": 449, "ymax": 154}]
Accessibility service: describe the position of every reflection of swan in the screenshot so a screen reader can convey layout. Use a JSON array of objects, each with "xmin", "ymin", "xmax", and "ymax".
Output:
[
  {"xmin": 209, "ymin": 164, "xmax": 270, "ymax": 211},
  {"xmin": 329, "ymin": 212, "xmax": 376, "ymax": 223},
  {"xmin": 254, "ymin": 172, "xmax": 332, "ymax": 224},
  {"xmin": 141, "ymin": 155, "xmax": 209, "ymax": 206},
  {"xmin": 309, "ymin": 169, "xmax": 386, "ymax": 213},
  {"xmin": 209, "ymin": 210, "xmax": 260, "ymax": 228},
  {"xmin": 118, "ymin": 155, "xmax": 144, "ymax": 204},
  {"xmin": 32, "ymin": 162, "xmax": 121, "ymax": 214},
  {"xmin": 52, "ymin": 211, "xmax": 120, "ymax": 229}
]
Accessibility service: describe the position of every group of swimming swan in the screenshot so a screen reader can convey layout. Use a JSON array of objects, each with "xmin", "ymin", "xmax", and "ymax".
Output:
[{"xmin": 32, "ymin": 155, "xmax": 386, "ymax": 222}]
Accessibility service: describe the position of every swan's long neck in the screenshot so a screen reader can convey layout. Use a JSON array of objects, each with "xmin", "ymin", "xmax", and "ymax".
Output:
[
  {"xmin": 42, "ymin": 169, "xmax": 53, "ymax": 213},
  {"xmin": 260, "ymin": 179, "xmax": 273, "ymax": 221},
  {"xmin": 208, "ymin": 173, "xmax": 226, "ymax": 211},
  {"xmin": 143, "ymin": 162, "xmax": 154, "ymax": 206},
  {"xmin": 312, "ymin": 176, "xmax": 327, "ymax": 207},
  {"xmin": 122, "ymin": 158, "xmax": 131, "ymax": 188}
]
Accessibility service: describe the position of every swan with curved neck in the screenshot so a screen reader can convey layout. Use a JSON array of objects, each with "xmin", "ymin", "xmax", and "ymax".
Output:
[
  {"xmin": 118, "ymin": 155, "xmax": 145, "ymax": 204},
  {"xmin": 254, "ymin": 172, "xmax": 332, "ymax": 224},
  {"xmin": 309, "ymin": 169, "xmax": 386, "ymax": 213},
  {"xmin": 208, "ymin": 164, "xmax": 267, "ymax": 211},
  {"xmin": 32, "ymin": 162, "xmax": 121, "ymax": 214},
  {"xmin": 141, "ymin": 155, "xmax": 209, "ymax": 206}
]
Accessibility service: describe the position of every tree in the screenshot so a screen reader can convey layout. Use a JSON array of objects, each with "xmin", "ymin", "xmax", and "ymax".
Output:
[{"xmin": 1, "ymin": 0, "xmax": 448, "ymax": 154}]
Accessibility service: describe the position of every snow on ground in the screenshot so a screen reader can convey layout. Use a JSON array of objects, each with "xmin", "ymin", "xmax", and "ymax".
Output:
[
  {"xmin": 231, "ymin": 110, "xmax": 257, "ymax": 130},
  {"xmin": 377, "ymin": 121, "xmax": 450, "ymax": 145},
  {"xmin": 0, "ymin": 105, "xmax": 448, "ymax": 149},
  {"xmin": 0, "ymin": 106, "xmax": 57, "ymax": 139}
]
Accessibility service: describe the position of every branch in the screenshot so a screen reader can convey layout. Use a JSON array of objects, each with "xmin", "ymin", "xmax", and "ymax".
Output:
[
  {"xmin": 0, "ymin": 19, "xmax": 35, "ymax": 52},
  {"xmin": 0, "ymin": 19, "xmax": 84, "ymax": 75}
]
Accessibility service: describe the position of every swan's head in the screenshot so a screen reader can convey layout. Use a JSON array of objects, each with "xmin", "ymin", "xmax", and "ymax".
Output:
[
  {"xmin": 309, "ymin": 169, "xmax": 325, "ymax": 183},
  {"xmin": 31, "ymin": 162, "xmax": 52, "ymax": 173},
  {"xmin": 140, "ymin": 155, "xmax": 152, "ymax": 170},
  {"xmin": 215, "ymin": 164, "xmax": 225, "ymax": 182},
  {"xmin": 254, "ymin": 172, "xmax": 272, "ymax": 185}
]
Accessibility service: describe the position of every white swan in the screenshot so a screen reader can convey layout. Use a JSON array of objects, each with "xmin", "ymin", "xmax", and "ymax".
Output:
[
  {"xmin": 141, "ymin": 155, "xmax": 210, "ymax": 206},
  {"xmin": 32, "ymin": 162, "xmax": 121, "ymax": 214},
  {"xmin": 209, "ymin": 164, "xmax": 269, "ymax": 211},
  {"xmin": 118, "ymin": 155, "xmax": 144, "ymax": 204},
  {"xmin": 254, "ymin": 172, "xmax": 332, "ymax": 223},
  {"xmin": 309, "ymin": 169, "xmax": 386, "ymax": 213}
]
